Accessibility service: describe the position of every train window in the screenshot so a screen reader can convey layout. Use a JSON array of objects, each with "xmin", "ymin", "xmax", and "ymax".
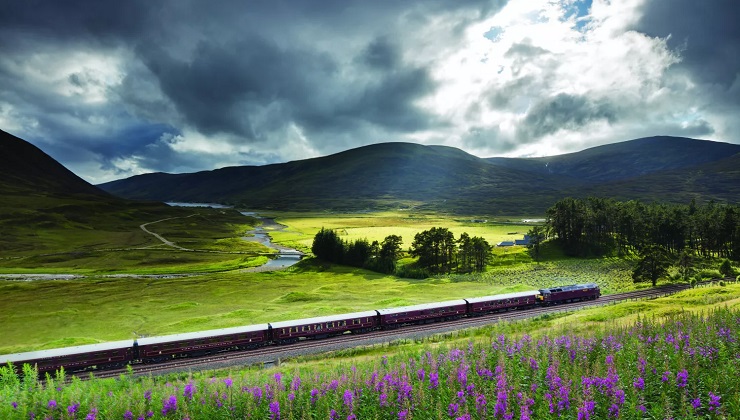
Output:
[
  {"xmin": 352, "ymin": 319, "xmax": 359, "ymax": 325},
  {"xmin": 281, "ymin": 329, "xmax": 285, "ymax": 334}
]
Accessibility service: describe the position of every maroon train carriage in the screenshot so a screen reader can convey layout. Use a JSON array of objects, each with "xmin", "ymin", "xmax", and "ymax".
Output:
[
  {"xmin": 136, "ymin": 324, "xmax": 270, "ymax": 363},
  {"xmin": 377, "ymin": 299, "xmax": 468, "ymax": 329},
  {"xmin": 0, "ymin": 340, "xmax": 134, "ymax": 375},
  {"xmin": 269, "ymin": 311, "xmax": 379, "ymax": 344},
  {"xmin": 466, "ymin": 290, "xmax": 540, "ymax": 315},
  {"xmin": 537, "ymin": 283, "xmax": 601, "ymax": 305}
]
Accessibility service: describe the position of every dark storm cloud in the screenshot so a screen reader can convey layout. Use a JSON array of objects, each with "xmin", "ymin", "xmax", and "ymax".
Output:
[
  {"xmin": 0, "ymin": 0, "xmax": 509, "ymax": 181},
  {"xmin": 517, "ymin": 93, "xmax": 618, "ymax": 141},
  {"xmin": 635, "ymin": 0, "xmax": 740, "ymax": 93}
]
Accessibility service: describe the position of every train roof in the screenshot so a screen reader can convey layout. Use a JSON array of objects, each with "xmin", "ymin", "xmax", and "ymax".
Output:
[
  {"xmin": 539, "ymin": 283, "xmax": 599, "ymax": 293},
  {"xmin": 0, "ymin": 339, "xmax": 134, "ymax": 364},
  {"xmin": 465, "ymin": 290, "xmax": 540, "ymax": 304},
  {"xmin": 269, "ymin": 311, "xmax": 379, "ymax": 329},
  {"xmin": 137, "ymin": 324, "xmax": 270, "ymax": 346},
  {"xmin": 376, "ymin": 299, "xmax": 468, "ymax": 315}
]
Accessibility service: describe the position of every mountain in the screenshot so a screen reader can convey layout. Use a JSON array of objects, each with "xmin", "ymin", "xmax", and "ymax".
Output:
[
  {"xmin": 0, "ymin": 129, "xmax": 110, "ymax": 197},
  {"xmin": 0, "ymin": 129, "xmax": 184, "ymax": 255},
  {"xmin": 100, "ymin": 136, "xmax": 740, "ymax": 214},
  {"xmin": 100, "ymin": 142, "xmax": 584, "ymax": 214},
  {"xmin": 485, "ymin": 136, "xmax": 740, "ymax": 183}
]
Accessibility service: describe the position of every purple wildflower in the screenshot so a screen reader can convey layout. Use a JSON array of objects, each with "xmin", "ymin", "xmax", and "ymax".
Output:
[
  {"xmin": 144, "ymin": 390, "xmax": 152, "ymax": 401},
  {"xmin": 691, "ymin": 398, "xmax": 701, "ymax": 409},
  {"xmin": 291, "ymin": 374, "xmax": 301, "ymax": 391},
  {"xmin": 398, "ymin": 410, "xmax": 408, "ymax": 420},
  {"xmin": 11, "ymin": 402, "xmax": 18, "ymax": 409},
  {"xmin": 288, "ymin": 392, "xmax": 295, "ymax": 402},
  {"xmin": 343, "ymin": 389, "xmax": 354, "ymax": 409},
  {"xmin": 475, "ymin": 393, "xmax": 487, "ymax": 414},
  {"xmin": 67, "ymin": 403, "xmax": 80, "ymax": 415},
  {"xmin": 183, "ymin": 381, "xmax": 195, "ymax": 400},
  {"xmin": 661, "ymin": 371, "xmax": 671, "ymax": 382},
  {"xmin": 124, "ymin": 411, "xmax": 134, "ymax": 420},
  {"xmin": 330, "ymin": 409, "xmax": 338, "ymax": 420},
  {"xmin": 417, "ymin": 368, "xmax": 425, "ymax": 381},
  {"xmin": 676, "ymin": 369, "xmax": 688, "ymax": 388},
  {"xmin": 429, "ymin": 371, "xmax": 439, "ymax": 389},
  {"xmin": 379, "ymin": 392, "xmax": 388, "ymax": 407},
  {"xmin": 269, "ymin": 400, "xmax": 280, "ymax": 420},
  {"xmin": 633, "ymin": 377, "xmax": 645, "ymax": 391},
  {"xmin": 161, "ymin": 395, "xmax": 177, "ymax": 416},
  {"xmin": 709, "ymin": 392, "xmax": 721, "ymax": 411},
  {"xmin": 85, "ymin": 408, "xmax": 98, "ymax": 420},
  {"xmin": 448, "ymin": 402, "xmax": 459, "ymax": 417},
  {"xmin": 310, "ymin": 389, "xmax": 319, "ymax": 404},
  {"xmin": 47, "ymin": 400, "xmax": 57, "ymax": 410},
  {"xmin": 223, "ymin": 377, "xmax": 233, "ymax": 388}
]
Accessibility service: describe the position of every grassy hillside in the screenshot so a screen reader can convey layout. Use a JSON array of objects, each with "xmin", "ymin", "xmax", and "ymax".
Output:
[
  {"xmin": 486, "ymin": 136, "xmax": 740, "ymax": 182},
  {"xmin": 100, "ymin": 137, "xmax": 740, "ymax": 214},
  {"xmin": 0, "ymin": 130, "xmax": 270, "ymax": 269}
]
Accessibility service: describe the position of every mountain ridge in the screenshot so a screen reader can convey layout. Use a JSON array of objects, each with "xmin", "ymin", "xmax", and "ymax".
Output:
[{"xmin": 98, "ymin": 136, "xmax": 740, "ymax": 214}]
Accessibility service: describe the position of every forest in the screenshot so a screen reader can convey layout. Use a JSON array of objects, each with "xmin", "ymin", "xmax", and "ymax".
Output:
[{"xmin": 545, "ymin": 198, "xmax": 740, "ymax": 259}]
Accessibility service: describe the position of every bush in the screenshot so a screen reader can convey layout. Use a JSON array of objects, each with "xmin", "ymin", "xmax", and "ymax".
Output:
[
  {"xmin": 395, "ymin": 265, "xmax": 430, "ymax": 279},
  {"xmin": 697, "ymin": 269, "xmax": 722, "ymax": 280}
]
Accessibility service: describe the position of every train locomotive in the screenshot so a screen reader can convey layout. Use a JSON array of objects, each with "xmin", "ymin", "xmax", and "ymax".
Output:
[{"xmin": 1, "ymin": 283, "xmax": 600, "ymax": 375}]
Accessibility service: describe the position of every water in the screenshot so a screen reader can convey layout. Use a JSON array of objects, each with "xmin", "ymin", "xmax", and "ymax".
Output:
[{"xmin": 165, "ymin": 203, "xmax": 302, "ymax": 269}]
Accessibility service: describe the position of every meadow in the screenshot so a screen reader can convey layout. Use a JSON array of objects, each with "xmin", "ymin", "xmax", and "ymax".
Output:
[
  {"xmin": 2, "ymin": 285, "xmax": 739, "ymax": 419},
  {"xmin": 2, "ymin": 210, "xmax": 723, "ymax": 355}
]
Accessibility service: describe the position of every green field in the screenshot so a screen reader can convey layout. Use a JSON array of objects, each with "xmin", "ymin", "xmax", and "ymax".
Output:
[{"xmin": 1, "ymin": 209, "xmax": 728, "ymax": 356}]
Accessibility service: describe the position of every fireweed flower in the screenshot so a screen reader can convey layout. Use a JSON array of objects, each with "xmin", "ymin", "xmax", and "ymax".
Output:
[
  {"xmin": 661, "ymin": 371, "xmax": 671, "ymax": 382},
  {"xmin": 310, "ymin": 389, "xmax": 319, "ymax": 404},
  {"xmin": 183, "ymin": 381, "xmax": 195, "ymax": 400},
  {"xmin": 144, "ymin": 390, "xmax": 152, "ymax": 401},
  {"xmin": 429, "ymin": 371, "xmax": 439, "ymax": 389},
  {"xmin": 161, "ymin": 395, "xmax": 177, "ymax": 415},
  {"xmin": 85, "ymin": 408, "xmax": 98, "ymax": 420},
  {"xmin": 709, "ymin": 392, "xmax": 721, "ymax": 411},
  {"xmin": 11, "ymin": 402, "xmax": 18, "ymax": 409},
  {"xmin": 448, "ymin": 402, "xmax": 459, "ymax": 417},
  {"xmin": 291, "ymin": 374, "xmax": 301, "ymax": 391},
  {"xmin": 633, "ymin": 377, "xmax": 645, "ymax": 390},
  {"xmin": 223, "ymin": 378, "xmax": 233, "ymax": 388},
  {"xmin": 269, "ymin": 400, "xmax": 280, "ymax": 420},
  {"xmin": 676, "ymin": 369, "xmax": 689, "ymax": 388},
  {"xmin": 343, "ymin": 389, "xmax": 354, "ymax": 409},
  {"xmin": 124, "ymin": 411, "xmax": 134, "ymax": 420},
  {"xmin": 67, "ymin": 403, "xmax": 80, "ymax": 415},
  {"xmin": 691, "ymin": 398, "xmax": 701, "ymax": 409},
  {"xmin": 47, "ymin": 400, "xmax": 57, "ymax": 409}
]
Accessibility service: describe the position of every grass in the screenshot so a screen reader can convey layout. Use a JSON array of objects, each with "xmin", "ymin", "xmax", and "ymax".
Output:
[
  {"xmin": 2, "ymin": 285, "xmax": 739, "ymax": 419},
  {"xmin": 0, "ymin": 205, "xmax": 272, "ymax": 274},
  {"xmin": 263, "ymin": 211, "xmax": 537, "ymax": 252}
]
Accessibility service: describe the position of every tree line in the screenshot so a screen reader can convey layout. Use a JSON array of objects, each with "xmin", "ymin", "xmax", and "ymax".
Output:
[
  {"xmin": 312, "ymin": 228, "xmax": 403, "ymax": 274},
  {"xmin": 546, "ymin": 197, "xmax": 740, "ymax": 260},
  {"xmin": 311, "ymin": 227, "xmax": 492, "ymax": 276}
]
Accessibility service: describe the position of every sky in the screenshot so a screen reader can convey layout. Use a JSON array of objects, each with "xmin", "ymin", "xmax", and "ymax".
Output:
[{"xmin": 1, "ymin": 0, "xmax": 738, "ymax": 183}]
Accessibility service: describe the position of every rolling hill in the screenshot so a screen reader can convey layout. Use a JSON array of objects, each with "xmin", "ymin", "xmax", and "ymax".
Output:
[
  {"xmin": 0, "ymin": 129, "xmax": 196, "ymax": 255},
  {"xmin": 99, "ymin": 136, "xmax": 740, "ymax": 214}
]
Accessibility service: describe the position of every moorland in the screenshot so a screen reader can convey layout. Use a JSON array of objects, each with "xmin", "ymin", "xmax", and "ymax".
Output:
[{"xmin": 1, "ymin": 129, "xmax": 740, "ymax": 419}]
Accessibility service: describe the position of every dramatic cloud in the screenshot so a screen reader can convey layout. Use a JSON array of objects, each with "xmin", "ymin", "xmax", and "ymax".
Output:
[{"xmin": 0, "ymin": 0, "xmax": 737, "ymax": 182}]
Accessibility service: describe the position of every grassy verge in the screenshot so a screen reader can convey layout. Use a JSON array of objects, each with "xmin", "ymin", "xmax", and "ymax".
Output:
[{"xmin": 1, "ymin": 285, "xmax": 738, "ymax": 419}]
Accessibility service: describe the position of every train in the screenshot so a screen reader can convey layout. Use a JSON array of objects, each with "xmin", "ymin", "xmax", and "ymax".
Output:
[{"xmin": 0, "ymin": 283, "xmax": 600, "ymax": 375}]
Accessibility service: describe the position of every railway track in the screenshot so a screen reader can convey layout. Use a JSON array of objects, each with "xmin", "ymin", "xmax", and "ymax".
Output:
[{"xmin": 88, "ymin": 281, "xmax": 725, "ymax": 380}]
